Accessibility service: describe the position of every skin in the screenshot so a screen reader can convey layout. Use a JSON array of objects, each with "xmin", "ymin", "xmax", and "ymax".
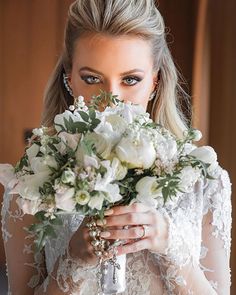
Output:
[
  {"xmin": 68, "ymin": 33, "xmax": 168, "ymax": 265},
  {"xmin": 68, "ymin": 33, "xmax": 158, "ymax": 109}
]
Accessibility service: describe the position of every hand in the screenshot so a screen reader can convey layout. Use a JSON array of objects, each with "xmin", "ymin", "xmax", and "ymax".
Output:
[
  {"xmin": 69, "ymin": 216, "xmax": 100, "ymax": 266},
  {"xmin": 96, "ymin": 203, "xmax": 169, "ymax": 256}
]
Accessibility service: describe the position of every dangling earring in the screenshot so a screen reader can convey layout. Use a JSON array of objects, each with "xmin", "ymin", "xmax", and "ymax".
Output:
[
  {"xmin": 63, "ymin": 73, "xmax": 74, "ymax": 97},
  {"xmin": 148, "ymin": 82, "xmax": 158, "ymax": 101}
]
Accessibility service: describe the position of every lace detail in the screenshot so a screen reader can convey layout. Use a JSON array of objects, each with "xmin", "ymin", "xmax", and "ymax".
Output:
[
  {"xmin": 1, "ymin": 191, "xmax": 24, "ymax": 242},
  {"xmin": 203, "ymin": 166, "xmax": 232, "ymax": 258},
  {"xmin": 1, "ymin": 163, "xmax": 232, "ymax": 294},
  {"xmin": 1, "ymin": 190, "xmax": 46, "ymax": 293}
]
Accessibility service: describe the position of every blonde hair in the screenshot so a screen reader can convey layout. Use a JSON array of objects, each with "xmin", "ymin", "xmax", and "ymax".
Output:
[{"xmin": 41, "ymin": 0, "xmax": 190, "ymax": 138}]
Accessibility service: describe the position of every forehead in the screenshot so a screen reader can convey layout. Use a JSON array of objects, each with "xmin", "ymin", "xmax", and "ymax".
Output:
[{"xmin": 72, "ymin": 33, "xmax": 154, "ymax": 72}]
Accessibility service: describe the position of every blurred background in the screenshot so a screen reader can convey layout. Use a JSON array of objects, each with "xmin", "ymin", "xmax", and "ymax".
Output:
[{"xmin": 0, "ymin": 0, "xmax": 235, "ymax": 293}]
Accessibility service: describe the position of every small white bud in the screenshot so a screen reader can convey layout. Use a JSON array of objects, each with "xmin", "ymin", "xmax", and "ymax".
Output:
[{"xmin": 69, "ymin": 105, "xmax": 75, "ymax": 111}]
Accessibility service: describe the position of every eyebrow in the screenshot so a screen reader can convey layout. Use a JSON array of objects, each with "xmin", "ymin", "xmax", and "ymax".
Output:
[{"xmin": 79, "ymin": 67, "xmax": 145, "ymax": 76}]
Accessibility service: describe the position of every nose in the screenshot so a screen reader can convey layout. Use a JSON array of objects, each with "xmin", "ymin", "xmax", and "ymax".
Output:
[{"xmin": 104, "ymin": 82, "xmax": 121, "ymax": 99}]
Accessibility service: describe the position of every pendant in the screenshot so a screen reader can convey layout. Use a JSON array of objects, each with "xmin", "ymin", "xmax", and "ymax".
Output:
[{"xmin": 100, "ymin": 253, "xmax": 126, "ymax": 295}]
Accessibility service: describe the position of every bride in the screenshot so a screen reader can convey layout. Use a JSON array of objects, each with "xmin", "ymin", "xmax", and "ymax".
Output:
[{"xmin": 1, "ymin": 0, "xmax": 232, "ymax": 294}]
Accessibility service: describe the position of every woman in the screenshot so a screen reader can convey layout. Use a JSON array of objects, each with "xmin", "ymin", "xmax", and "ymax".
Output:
[{"xmin": 1, "ymin": 0, "xmax": 232, "ymax": 294}]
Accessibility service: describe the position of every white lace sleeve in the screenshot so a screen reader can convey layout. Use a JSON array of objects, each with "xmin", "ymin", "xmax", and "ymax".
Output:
[
  {"xmin": 150, "ymin": 164, "xmax": 232, "ymax": 295},
  {"xmin": 1, "ymin": 190, "xmax": 46, "ymax": 294},
  {"xmin": 42, "ymin": 214, "xmax": 100, "ymax": 295},
  {"xmin": 200, "ymin": 166, "xmax": 232, "ymax": 293}
]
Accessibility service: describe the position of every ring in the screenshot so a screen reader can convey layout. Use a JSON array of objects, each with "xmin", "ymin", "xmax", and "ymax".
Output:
[{"xmin": 140, "ymin": 225, "xmax": 147, "ymax": 239}]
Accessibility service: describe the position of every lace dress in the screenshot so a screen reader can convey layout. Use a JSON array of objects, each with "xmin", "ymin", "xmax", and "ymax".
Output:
[{"xmin": 1, "ymin": 164, "xmax": 232, "ymax": 294}]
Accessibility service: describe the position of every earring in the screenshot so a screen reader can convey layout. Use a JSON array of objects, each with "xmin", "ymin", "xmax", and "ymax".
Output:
[
  {"xmin": 63, "ymin": 73, "xmax": 74, "ymax": 97},
  {"xmin": 149, "ymin": 89, "xmax": 157, "ymax": 101},
  {"xmin": 149, "ymin": 82, "xmax": 159, "ymax": 101}
]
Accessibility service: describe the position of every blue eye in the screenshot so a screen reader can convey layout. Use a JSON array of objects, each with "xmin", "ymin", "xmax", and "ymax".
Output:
[
  {"xmin": 123, "ymin": 76, "xmax": 142, "ymax": 86},
  {"xmin": 81, "ymin": 75, "xmax": 101, "ymax": 84}
]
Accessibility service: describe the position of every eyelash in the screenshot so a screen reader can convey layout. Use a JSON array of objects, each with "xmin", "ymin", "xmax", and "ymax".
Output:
[{"xmin": 80, "ymin": 75, "xmax": 143, "ymax": 86}]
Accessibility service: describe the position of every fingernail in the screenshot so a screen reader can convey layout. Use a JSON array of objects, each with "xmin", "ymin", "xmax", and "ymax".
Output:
[
  {"xmin": 97, "ymin": 219, "xmax": 106, "ymax": 226},
  {"xmin": 104, "ymin": 209, "xmax": 113, "ymax": 216},
  {"xmin": 100, "ymin": 231, "xmax": 111, "ymax": 238}
]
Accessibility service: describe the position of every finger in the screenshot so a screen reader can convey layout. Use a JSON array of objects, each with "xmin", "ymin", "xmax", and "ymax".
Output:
[
  {"xmin": 100, "ymin": 225, "xmax": 153, "ymax": 240},
  {"xmin": 98, "ymin": 211, "xmax": 156, "ymax": 227},
  {"xmin": 115, "ymin": 238, "xmax": 150, "ymax": 256},
  {"xmin": 104, "ymin": 202, "xmax": 153, "ymax": 216}
]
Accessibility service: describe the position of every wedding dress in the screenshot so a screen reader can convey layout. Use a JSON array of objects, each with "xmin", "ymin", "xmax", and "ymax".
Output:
[{"xmin": 1, "ymin": 163, "xmax": 232, "ymax": 294}]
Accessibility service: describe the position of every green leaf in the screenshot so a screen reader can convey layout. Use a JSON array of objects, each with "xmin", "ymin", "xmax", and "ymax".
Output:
[
  {"xmin": 50, "ymin": 216, "xmax": 63, "ymax": 226},
  {"xmin": 63, "ymin": 117, "xmax": 72, "ymax": 131},
  {"xmin": 73, "ymin": 122, "xmax": 88, "ymax": 133},
  {"xmin": 89, "ymin": 109, "xmax": 96, "ymax": 120},
  {"xmin": 78, "ymin": 111, "xmax": 90, "ymax": 122}
]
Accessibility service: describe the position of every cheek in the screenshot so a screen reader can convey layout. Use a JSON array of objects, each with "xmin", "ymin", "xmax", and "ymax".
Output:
[{"xmin": 124, "ymin": 80, "xmax": 153, "ymax": 109}]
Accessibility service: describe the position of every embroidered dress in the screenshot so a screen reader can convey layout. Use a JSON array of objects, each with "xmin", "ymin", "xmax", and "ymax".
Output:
[{"xmin": 1, "ymin": 164, "xmax": 232, "ymax": 294}]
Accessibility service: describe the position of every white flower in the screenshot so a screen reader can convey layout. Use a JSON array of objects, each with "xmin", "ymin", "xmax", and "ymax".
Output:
[
  {"xmin": 32, "ymin": 128, "xmax": 44, "ymax": 137},
  {"xmin": 178, "ymin": 166, "xmax": 201, "ymax": 193},
  {"xmin": 26, "ymin": 143, "xmax": 40, "ymax": 161},
  {"xmin": 115, "ymin": 133, "xmax": 156, "ymax": 169},
  {"xmin": 85, "ymin": 132, "xmax": 113, "ymax": 159},
  {"xmin": 10, "ymin": 171, "xmax": 49, "ymax": 200},
  {"xmin": 54, "ymin": 110, "xmax": 82, "ymax": 132},
  {"xmin": 58, "ymin": 132, "xmax": 81, "ymax": 151},
  {"xmin": 61, "ymin": 169, "xmax": 76, "ymax": 185},
  {"xmin": 155, "ymin": 136, "xmax": 178, "ymax": 164},
  {"xmin": 102, "ymin": 183, "xmax": 122, "ymax": 203},
  {"xmin": 118, "ymin": 101, "xmax": 146, "ymax": 124},
  {"xmin": 192, "ymin": 129, "xmax": 202, "ymax": 141},
  {"xmin": 84, "ymin": 155, "xmax": 99, "ymax": 169},
  {"xmin": 30, "ymin": 155, "xmax": 58, "ymax": 174},
  {"xmin": 111, "ymin": 157, "xmax": 128, "ymax": 180},
  {"xmin": 16, "ymin": 197, "xmax": 41, "ymax": 215},
  {"xmin": 0, "ymin": 164, "xmax": 18, "ymax": 189},
  {"xmin": 88, "ymin": 192, "xmax": 105, "ymax": 210},
  {"xmin": 94, "ymin": 160, "xmax": 123, "ymax": 203},
  {"xmin": 135, "ymin": 176, "xmax": 163, "ymax": 207},
  {"xmin": 75, "ymin": 190, "xmax": 91, "ymax": 205},
  {"xmin": 55, "ymin": 186, "xmax": 76, "ymax": 212},
  {"xmin": 190, "ymin": 146, "xmax": 218, "ymax": 170}
]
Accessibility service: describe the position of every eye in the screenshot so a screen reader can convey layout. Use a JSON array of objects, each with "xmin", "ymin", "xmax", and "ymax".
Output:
[
  {"xmin": 123, "ymin": 76, "xmax": 142, "ymax": 86},
  {"xmin": 81, "ymin": 75, "xmax": 101, "ymax": 85}
]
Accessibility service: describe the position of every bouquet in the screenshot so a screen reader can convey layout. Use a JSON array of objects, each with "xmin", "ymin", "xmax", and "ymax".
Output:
[{"xmin": 0, "ymin": 91, "xmax": 217, "ymax": 294}]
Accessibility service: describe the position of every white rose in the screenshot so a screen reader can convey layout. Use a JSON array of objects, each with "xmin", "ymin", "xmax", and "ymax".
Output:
[
  {"xmin": 16, "ymin": 197, "xmax": 41, "ymax": 215},
  {"xmin": 10, "ymin": 171, "xmax": 49, "ymax": 200},
  {"xmin": 190, "ymin": 146, "xmax": 217, "ymax": 166},
  {"xmin": 88, "ymin": 192, "xmax": 105, "ymax": 210},
  {"xmin": 58, "ymin": 132, "xmax": 81, "ymax": 151},
  {"xmin": 178, "ymin": 166, "xmax": 201, "ymax": 193},
  {"xmin": 55, "ymin": 186, "xmax": 76, "ymax": 212},
  {"xmin": 115, "ymin": 134, "xmax": 156, "ymax": 169},
  {"xmin": 75, "ymin": 190, "xmax": 91, "ymax": 205},
  {"xmin": 0, "ymin": 164, "xmax": 18, "ymax": 189},
  {"xmin": 61, "ymin": 169, "xmax": 76, "ymax": 185}
]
